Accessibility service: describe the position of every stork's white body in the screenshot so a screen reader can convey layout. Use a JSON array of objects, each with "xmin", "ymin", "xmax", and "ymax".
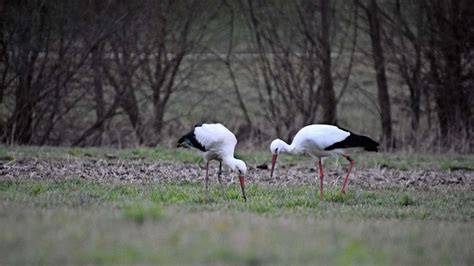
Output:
[
  {"xmin": 284, "ymin": 124, "xmax": 353, "ymax": 158},
  {"xmin": 177, "ymin": 123, "xmax": 247, "ymax": 201},
  {"xmin": 270, "ymin": 124, "xmax": 379, "ymax": 200},
  {"xmin": 193, "ymin": 123, "xmax": 239, "ymax": 165}
]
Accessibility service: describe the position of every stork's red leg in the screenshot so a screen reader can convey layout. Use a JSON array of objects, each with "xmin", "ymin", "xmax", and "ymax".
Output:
[
  {"xmin": 205, "ymin": 161, "xmax": 210, "ymax": 201},
  {"xmin": 342, "ymin": 155, "xmax": 355, "ymax": 194},
  {"xmin": 318, "ymin": 160, "xmax": 324, "ymax": 200},
  {"xmin": 217, "ymin": 161, "xmax": 225, "ymax": 198}
]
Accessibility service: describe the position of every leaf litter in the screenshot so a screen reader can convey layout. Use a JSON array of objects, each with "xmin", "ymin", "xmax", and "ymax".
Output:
[{"xmin": 1, "ymin": 157, "xmax": 471, "ymax": 191}]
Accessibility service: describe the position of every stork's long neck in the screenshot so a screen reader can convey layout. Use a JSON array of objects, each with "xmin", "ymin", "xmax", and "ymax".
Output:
[
  {"xmin": 222, "ymin": 155, "xmax": 238, "ymax": 167},
  {"xmin": 281, "ymin": 141, "xmax": 295, "ymax": 154}
]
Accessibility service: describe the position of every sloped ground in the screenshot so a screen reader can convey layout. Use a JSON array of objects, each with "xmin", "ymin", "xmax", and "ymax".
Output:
[{"xmin": 1, "ymin": 157, "xmax": 471, "ymax": 191}]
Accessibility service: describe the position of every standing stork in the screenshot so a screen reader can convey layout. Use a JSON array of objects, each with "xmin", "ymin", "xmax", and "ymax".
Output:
[
  {"xmin": 270, "ymin": 124, "xmax": 379, "ymax": 200},
  {"xmin": 177, "ymin": 123, "xmax": 247, "ymax": 202}
]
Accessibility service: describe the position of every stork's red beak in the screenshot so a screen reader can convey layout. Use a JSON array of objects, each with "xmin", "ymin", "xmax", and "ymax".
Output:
[
  {"xmin": 270, "ymin": 154, "xmax": 278, "ymax": 177},
  {"xmin": 239, "ymin": 175, "xmax": 247, "ymax": 202}
]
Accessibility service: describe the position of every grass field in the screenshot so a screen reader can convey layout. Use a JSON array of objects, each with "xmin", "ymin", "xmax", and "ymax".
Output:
[{"xmin": 1, "ymin": 145, "xmax": 473, "ymax": 265}]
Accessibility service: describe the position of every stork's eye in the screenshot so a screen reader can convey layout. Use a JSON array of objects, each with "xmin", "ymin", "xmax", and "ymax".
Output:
[{"xmin": 275, "ymin": 148, "xmax": 279, "ymax": 153}]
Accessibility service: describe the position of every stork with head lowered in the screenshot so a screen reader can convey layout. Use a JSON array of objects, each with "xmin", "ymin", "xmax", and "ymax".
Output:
[
  {"xmin": 270, "ymin": 124, "xmax": 379, "ymax": 200},
  {"xmin": 178, "ymin": 122, "xmax": 247, "ymax": 202}
]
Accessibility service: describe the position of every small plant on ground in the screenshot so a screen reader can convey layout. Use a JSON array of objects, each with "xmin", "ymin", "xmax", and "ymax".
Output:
[
  {"xmin": 122, "ymin": 202, "xmax": 165, "ymax": 224},
  {"xmin": 398, "ymin": 194, "xmax": 416, "ymax": 206},
  {"xmin": 325, "ymin": 190, "xmax": 347, "ymax": 202}
]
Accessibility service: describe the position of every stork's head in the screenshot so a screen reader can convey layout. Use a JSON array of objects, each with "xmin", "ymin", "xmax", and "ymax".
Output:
[
  {"xmin": 269, "ymin": 139, "xmax": 289, "ymax": 178},
  {"xmin": 270, "ymin": 139, "xmax": 287, "ymax": 154},
  {"xmin": 231, "ymin": 159, "xmax": 247, "ymax": 175},
  {"xmin": 227, "ymin": 158, "xmax": 247, "ymax": 202}
]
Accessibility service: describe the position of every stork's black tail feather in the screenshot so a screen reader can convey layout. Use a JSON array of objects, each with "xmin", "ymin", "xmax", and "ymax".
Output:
[
  {"xmin": 177, "ymin": 130, "xmax": 207, "ymax": 151},
  {"xmin": 324, "ymin": 133, "xmax": 379, "ymax": 152},
  {"xmin": 177, "ymin": 135, "xmax": 187, "ymax": 147},
  {"xmin": 357, "ymin": 135, "xmax": 379, "ymax": 152}
]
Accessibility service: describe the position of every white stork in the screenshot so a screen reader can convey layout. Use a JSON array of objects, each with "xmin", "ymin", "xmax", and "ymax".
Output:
[
  {"xmin": 177, "ymin": 122, "xmax": 247, "ymax": 201},
  {"xmin": 270, "ymin": 124, "xmax": 379, "ymax": 200}
]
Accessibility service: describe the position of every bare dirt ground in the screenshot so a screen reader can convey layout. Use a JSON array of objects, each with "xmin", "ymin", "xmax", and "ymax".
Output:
[{"xmin": 1, "ymin": 157, "xmax": 471, "ymax": 191}]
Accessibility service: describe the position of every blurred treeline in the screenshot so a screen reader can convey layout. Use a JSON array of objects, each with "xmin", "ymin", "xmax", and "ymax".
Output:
[{"xmin": 0, "ymin": 0, "xmax": 472, "ymax": 152}]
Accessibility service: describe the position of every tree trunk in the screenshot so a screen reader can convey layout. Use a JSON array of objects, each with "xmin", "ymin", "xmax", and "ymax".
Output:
[
  {"xmin": 120, "ymin": 86, "xmax": 143, "ymax": 145},
  {"xmin": 320, "ymin": 0, "xmax": 337, "ymax": 124},
  {"xmin": 366, "ymin": 0, "xmax": 393, "ymax": 149},
  {"xmin": 11, "ymin": 19, "xmax": 37, "ymax": 145},
  {"xmin": 433, "ymin": 41, "xmax": 470, "ymax": 144},
  {"xmin": 91, "ymin": 44, "xmax": 106, "ymax": 145},
  {"xmin": 152, "ymin": 98, "xmax": 165, "ymax": 146},
  {"xmin": 12, "ymin": 63, "xmax": 33, "ymax": 144},
  {"xmin": 0, "ymin": 3, "xmax": 5, "ymax": 140},
  {"xmin": 0, "ymin": 1, "xmax": 4, "ymax": 106},
  {"xmin": 426, "ymin": 0, "xmax": 472, "ymax": 148},
  {"xmin": 409, "ymin": 3, "xmax": 423, "ymax": 134},
  {"xmin": 224, "ymin": 0, "xmax": 253, "ymax": 129}
]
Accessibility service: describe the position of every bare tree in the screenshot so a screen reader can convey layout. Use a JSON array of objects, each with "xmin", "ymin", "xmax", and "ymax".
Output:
[
  {"xmin": 422, "ymin": 0, "xmax": 472, "ymax": 148},
  {"xmin": 6, "ymin": 2, "xmax": 48, "ymax": 144},
  {"xmin": 1, "ymin": 1, "xmax": 124, "ymax": 146},
  {"xmin": 85, "ymin": 1, "xmax": 108, "ymax": 145},
  {"xmin": 136, "ymin": 0, "xmax": 221, "ymax": 145},
  {"xmin": 376, "ymin": 0, "xmax": 472, "ymax": 150},
  {"xmin": 3, "ymin": 1, "xmax": 93, "ymax": 144},
  {"xmin": 1, "ymin": 0, "xmax": 470, "ymax": 152},
  {"xmin": 320, "ymin": 0, "xmax": 337, "ymax": 124},
  {"xmin": 102, "ymin": 7, "xmax": 145, "ymax": 144},
  {"xmin": 72, "ymin": 1, "xmax": 136, "ymax": 147},
  {"xmin": 0, "ymin": 0, "xmax": 9, "ymax": 139},
  {"xmin": 243, "ymin": 1, "xmax": 341, "ymax": 139},
  {"xmin": 375, "ymin": 1, "xmax": 426, "ymax": 146},
  {"xmin": 222, "ymin": 0, "xmax": 253, "ymax": 129},
  {"xmin": 357, "ymin": 0, "xmax": 394, "ymax": 149}
]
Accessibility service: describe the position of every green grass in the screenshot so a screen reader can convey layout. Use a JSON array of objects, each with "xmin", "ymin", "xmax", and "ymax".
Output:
[
  {"xmin": 0, "ymin": 179, "xmax": 473, "ymax": 265},
  {"xmin": 1, "ymin": 145, "xmax": 473, "ymax": 170},
  {"xmin": 122, "ymin": 202, "xmax": 165, "ymax": 223},
  {"xmin": 0, "ymin": 145, "xmax": 202, "ymax": 163},
  {"xmin": 1, "ymin": 146, "xmax": 473, "ymax": 264},
  {"xmin": 1, "ymin": 179, "xmax": 471, "ymax": 220}
]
